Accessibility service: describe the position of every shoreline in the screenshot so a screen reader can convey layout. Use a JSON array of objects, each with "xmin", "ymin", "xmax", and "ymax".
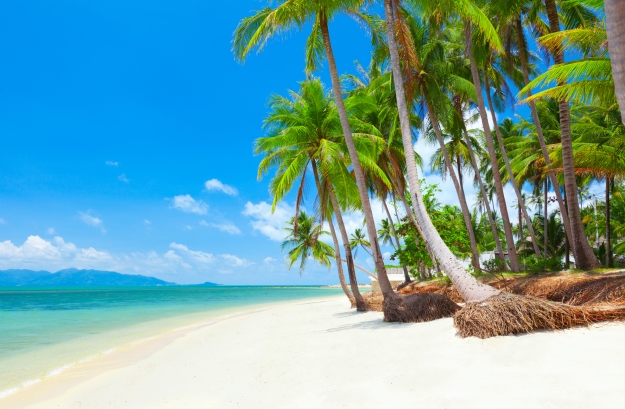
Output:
[
  {"xmin": 0, "ymin": 293, "xmax": 343, "ymax": 405},
  {"xmin": 4, "ymin": 296, "xmax": 625, "ymax": 408}
]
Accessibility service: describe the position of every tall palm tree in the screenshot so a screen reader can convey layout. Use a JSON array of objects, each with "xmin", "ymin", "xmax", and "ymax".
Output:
[
  {"xmin": 383, "ymin": 0, "xmax": 500, "ymax": 303},
  {"xmin": 282, "ymin": 211, "xmax": 334, "ymax": 273},
  {"xmin": 234, "ymin": 0, "xmax": 395, "ymax": 292},
  {"xmin": 464, "ymin": 21, "xmax": 521, "ymax": 272},
  {"xmin": 540, "ymin": 0, "xmax": 601, "ymax": 269},
  {"xmin": 255, "ymin": 79, "xmax": 368, "ymax": 308}
]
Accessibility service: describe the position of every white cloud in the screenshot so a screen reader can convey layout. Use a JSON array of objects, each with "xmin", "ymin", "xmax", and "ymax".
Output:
[
  {"xmin": 46, "ymin": 227, "xmax": 56, "ymax": 235},
  {"xmin": 105, "ymin": 161, "xmax": 119, "ymax": 167},
  {"xmin": 222, "ymin": 254, "xmax": 251, "ymax": 267},
  {"xmin": 0, "ymin": 218, "xmax": 5, "ymax": 225},
  {"xmin": 264, "ymin": 257, "xmax": 276, "ymax": 264},
  {"xmin": 170, "ymin": 194, "xmax": 208, "ymax": 215},
  {"xmin": 0, "ymin": 235, "xmax": 111, "ymax": 269},
  {"xmin": 205, "ymin": 179, "xmax": 238, "ymax": 196},
  {"xmin": 79, "ymin": 211, "xmax": 105, "ymax": 233},
  {"xmin": 242, "ymin": 201, "xmax": 294, "ymax": 241},
  {"xmin": 0, "ymin": 233, "xmax": 238, "ymax": 279},
  {"xmin": 200, "ymin": 220, "xmax": 241, "ymax": 235},
  {"xmin": 169, "ymin": 242, "xmax": 215, "ymax": 264},
  {"xmin": 118, "ymin": 174, "xmax": 130, "ymax": 183},
  {"xmin": 144, "ymin": 219, "xmax": 151, "ymax": 225}
]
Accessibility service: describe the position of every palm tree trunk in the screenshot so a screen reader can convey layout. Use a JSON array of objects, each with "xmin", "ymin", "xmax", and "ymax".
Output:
[
  {"xmin": 544, "ymin": 179, "xmax": 549, "ymax": 257},
  {"xmin": 390, "ymin": 181, "xmax": 438, "ymax": 267},
  {"xmin": 605, "ymin": 0, "xmax": 625, "ymax": 120},
  {"xmin": 426, "ymin": 104, "xmax": 481, "ymax": 271},
  {"xmin": 319, "ymin": 12, "xmax": 394, "ymax": 296},
  {"xmin": 484, "ymin": 70, "xmax": 541, "ymax": 257},
  {"xmin": 328, "ymin": 218, "xmax": 353, "ymax": 302},
  {"xmin": 606, "ymin": 177, "xmax": 613, "ymax": 267},
  {"xmin": 465, "ymin": 24, "xmax": 520, "ymax": 272},
  {"xmin": 516, "ymin": 17, "xmax": 575, "ymax": 254},
  {"xmin": 382, "ymin": 198, "xmax": 412, "ymax": 282},
  {"xmin": 310, "ymin": 161, "xmax": 353, "ymax": 302},
  {"xmin": 329, "ymin": 184, "xmax": 366, "ymax": 310},
  {"xmin": 461, "ymin": 127, "xmax": 507, "ymax": 268},
  {"xmin": 384, "ymin": 0, "xmax": 499, "ymax": 302},
  {"xmin": 544, "ymin": 0, "xmax": 601, "ymax": 270}
]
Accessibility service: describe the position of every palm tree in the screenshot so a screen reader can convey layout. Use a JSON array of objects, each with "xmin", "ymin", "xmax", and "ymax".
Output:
[
  {"xmin": 540, "ymin": 0, "xmax": 602, "ymax": 269},
  {"xmin": 464, "ymin": 21, "xmax": 521, "ymax": 272},
  {"xmin": 605, "ymin": 0, "xmax": 625, "ymax": 119},
  {"xmin": 255, "ymin": 79, "xmax": 368, "ymax": 308},
  {"xmin": 383, "ymin": 0, "xmax": 500, "ymax": 303},
  {"xmin": 350, "ymin": 228, "xmax": 373, "ymax": 258},
  {"xmin": 282, "ymin": 211, "xmax": 334, "ymax": 273},
  {"xmin": 234, "ymin": 0, "xmax": 395, "ymax": 292}
]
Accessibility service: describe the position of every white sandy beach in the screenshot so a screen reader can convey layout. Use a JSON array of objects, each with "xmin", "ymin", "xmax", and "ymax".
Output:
[{"xmin": 4, "ymin": 295, "xmax": 625, "ymax": 409}]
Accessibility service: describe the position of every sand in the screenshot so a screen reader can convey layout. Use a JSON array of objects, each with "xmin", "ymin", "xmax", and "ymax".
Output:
[{"xmin": 4, "ymin": 295, "xmax": 625, "ymax": 409}]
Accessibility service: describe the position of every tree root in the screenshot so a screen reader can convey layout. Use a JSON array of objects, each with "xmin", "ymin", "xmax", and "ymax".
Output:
[
  {"xmin": 383, "ymin": 293, "xmax": 460, "ymax": 323},
  {"xmin": 454, "ymin": 292, "xmax": 625, "ymax": 339}
]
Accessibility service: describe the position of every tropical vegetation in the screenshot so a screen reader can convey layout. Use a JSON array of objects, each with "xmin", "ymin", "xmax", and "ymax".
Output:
[{"xmin": 235, "ymin": 0, "xmax": 625, "ymax": 336}]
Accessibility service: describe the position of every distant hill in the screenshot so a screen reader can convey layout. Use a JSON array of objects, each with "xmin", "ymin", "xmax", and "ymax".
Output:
[
  {"xmin": 194, "ymin": 282, "xmax": 222, "ymax": 287},
  {"xmin": 0, "ymin": 268, "xmax": 176, "ymax": 287}
]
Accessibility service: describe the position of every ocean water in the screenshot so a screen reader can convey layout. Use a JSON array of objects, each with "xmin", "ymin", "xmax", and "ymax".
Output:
[{"xmin": 0, "ymin": 286, "xmax": 344, "ymax": 397}]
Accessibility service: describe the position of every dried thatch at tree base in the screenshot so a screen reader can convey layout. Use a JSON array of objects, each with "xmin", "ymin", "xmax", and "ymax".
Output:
[
  {"xmin": 351, "ymin": 291, "xmax": 383, "ymax": 311},
  {"xmin": 454, "ymin": 292, "xmax": 625, "ymax": 339},
  {"xmin": 351, "ymin": 291, "xmax": 460, "ymax": 321},
  {"xmin": 397, "ymin": 281, "xmax": 463, "ymax": 303},
  {"xmin": 497, "ymin": 274, "xmax": 625, "ymax": 306},
  {"xmin": 383, "ymin": 293, "xmax": 460, "ymax": 323},
  {"xmin": 396, "ymin": 272, "xmax": 625, "ymax": 307}
]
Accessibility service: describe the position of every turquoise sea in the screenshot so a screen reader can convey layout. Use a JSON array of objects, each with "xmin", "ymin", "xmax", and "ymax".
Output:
[{"xmin": 0, "ymin": 286, "xmax": 344, "ymax": 397}]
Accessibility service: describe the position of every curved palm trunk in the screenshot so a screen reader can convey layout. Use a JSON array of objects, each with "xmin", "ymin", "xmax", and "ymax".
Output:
[
  {"xmin": 426, "ymin": 104, "xmax": 481, "ymax": 271},
  {"xmin": 310, "ymin": 161, "xmax": 353, "ymax": 301},
  {"xmin": 605, "ymin": 0, "xmax": 625, "ymax": 120},
  {"xmin": 484, "ymin": 72, "xmax": 541, "ymax": 257},
  {"xmin": 465, "ymin": 24, "xmax": 520, "ymax": 272},
  {"xmin": 544, "ymin": 179, "xmax": 549, "ymax": 257},
  {"xmin": 606, "ymin": 177, "xmax": 613, "ymax": 267},
  {"xmin": 390, "ymin": 169, "xmax": 439, "ymax": 269},
  {"xmin": 319, "ymin": 12, "xmax": 394, "ymax": 296},
  {"xmin": 328, "ymin": 218, "xmax": 354, "ymax": 301},
  {"xmin": 382, "ymin": 198, "xmax": 412, "ymax": 282},
  {"xmin": 516, "ymin": 17, "xmax": 575, "ymax": 254},
  {"xmin": 312, "ymin": 160, "xmax": 363, "ymax": 307},
  {"xmin": 544, "ymin": 0, "xmax": 601, "ymax": 269},
  {"xmin": 461, "ymin": 127, "xmax": 507, "ymax": 268},
  {"xmin": 384, "ymin": 0, "xmax": 499, "ymax": 302}
]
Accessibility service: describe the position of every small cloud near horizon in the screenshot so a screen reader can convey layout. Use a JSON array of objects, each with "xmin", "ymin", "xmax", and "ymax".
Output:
[
  {"xmin": 79, "ymin": 211, "xmax": 106, "ymax": 233},
  {"xmin": 118, "ymin": 174, "xmax": 130, "ymax": 183},
  {"xmin": 105, "ymin": 161, "xmax": 119, "ymax": 167},
  {"xmin": 205, "ymin": 179, "xmax": 238, "ymax": 196},
  {"xmin": 170, "ymin": 194, "xmax": 208, "ymax": 215}
]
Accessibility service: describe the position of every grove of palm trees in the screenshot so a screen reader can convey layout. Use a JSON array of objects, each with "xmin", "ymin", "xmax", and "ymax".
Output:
[{"xmin": 235, "ymin": 0, "xmax": 625, "ymax": 338}]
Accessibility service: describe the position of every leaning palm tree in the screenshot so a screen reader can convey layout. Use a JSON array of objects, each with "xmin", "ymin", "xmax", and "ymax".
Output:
[
  {"xmin": 234, "ymin": 0, "xmax": 394, "ymax": 293},
  {"xmin": 382, "ymin": 0, "xmax": 620, "ymax": 337},
  {"xmin": 349, "ymin": 228, "xmax": 373, "ymax": 258},
  {"xmin": 282, "ymin": 211, "xmax": 334, "ymax": 273},
  {"xmin": 383, "ymin": 0, "xmax": 500, "ymax": 304}
]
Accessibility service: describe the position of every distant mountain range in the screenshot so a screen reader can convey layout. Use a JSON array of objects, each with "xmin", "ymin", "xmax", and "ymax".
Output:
[{"xmin": 0, "ymin": 268, "xmax": 220, "ymax": 287}]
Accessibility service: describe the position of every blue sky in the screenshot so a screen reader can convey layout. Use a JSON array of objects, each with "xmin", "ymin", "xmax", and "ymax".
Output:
[
  {"xmin": 0, "ymin": 1, "xmax": 603, "ymax": 285},
  {"xmin": 0, "ymin": 0, "xmax": 390, "ymax": 284}
]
